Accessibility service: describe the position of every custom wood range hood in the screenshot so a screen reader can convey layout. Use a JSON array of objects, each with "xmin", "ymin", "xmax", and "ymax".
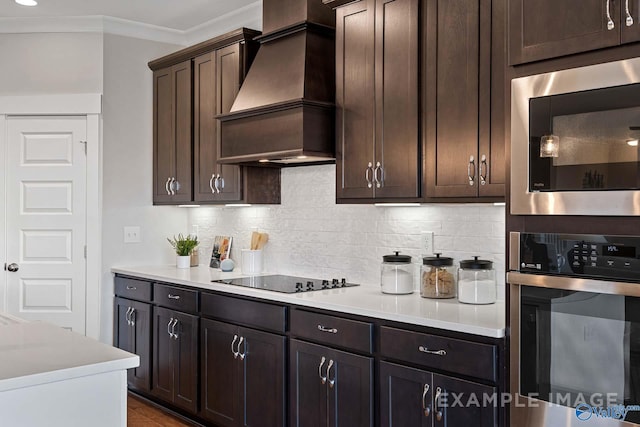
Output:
[{"xmin": 217, "ymin": 0, "xmax": 336, "ymax": 166}]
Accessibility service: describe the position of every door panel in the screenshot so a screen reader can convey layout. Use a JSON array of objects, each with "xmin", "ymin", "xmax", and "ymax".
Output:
[
  {"xmin": 173, "ymin": 61, "xmax": 193, "ymax": 203},
  {"xmin": 201, "ymin": 319, "xmax": 241, "ymax": 426},
  {"xmin": 153, "ymin": 67, "xmax": 174, "ymax": 203},
  {"xmin": 433, "ymin": 373, "xmax": 497, "ymax": 427},
  {"xmin": 374, "ymin": 0, "xmax": 420, "ymax": 199},
  {"xmin": 336, "ymin": 0, "xmax": 376, "ymax": 199},
  {"xmin": 152, "ymin": 306, "xmax": 175, "ymax": 403},
  {"xmin": 241, "ymin": 327, "xmax": 286, "ymax": 427},
  {"xmin": 129, "ymin": 300, "xmax": 152, "ymax": 392},
  {"xmin": 174, "ymin": 311, "xmax": 199, "ymax": 413},
  {"xmin": 6, "ymin": 116, "xmax": 87, "ymax": 332},
  {"xmin": 379, "ymin": 361, "xmax": 432, "ymax": 427},
  {"xmin": 290, "ymin": 339, "xmax": 329, "ymax": 427},
  {"xmin": 193, "ymin": 52, "xmax": 217, "ymax": 202},
  {"xmin": 115, "ymin": 298, "xmax": 133, "ymax": 354}
]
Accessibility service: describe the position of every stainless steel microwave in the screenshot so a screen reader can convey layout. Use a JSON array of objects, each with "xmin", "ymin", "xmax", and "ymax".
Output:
[{"xmin": 511, "ymin": 58, "xmax": 640, "ymax": 216}]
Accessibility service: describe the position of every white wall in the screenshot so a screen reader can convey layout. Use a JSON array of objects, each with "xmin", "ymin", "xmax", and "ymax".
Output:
[
  {"xmin": 0, "ymin": 33, "xmax": 103, "ymax": 94},
  {"xmin": 190, "ymin": 165, "xmax": 507, "ymax": 297},
  {"xmin": 101, "ymin": 33, "xmax": 189, "ymax": 342}
]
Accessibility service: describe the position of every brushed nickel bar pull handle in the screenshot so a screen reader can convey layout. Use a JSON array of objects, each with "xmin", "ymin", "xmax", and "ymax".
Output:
[
  {"xmin": 435, "ymin": 387, "xmax": 443, "ymax": 422},
  {"xmin": 468, "ymin": 155, "xmax": 476, "ymax": 186},
  {"xmin": 626, "ymin": 0, "xmax": 634, "ymax": 26},
  {"xmin": 218, "ymin": 174, "xmax": 225, "ymax": 190},
  {"xmin": 327, "ymin": 359, "xmax": 335, "ymax": 388},
  {"xmin": 479, "ymin": 154, "xmax": 487, "ymax": 186},
  {"xmin": 125, "ymin": 307, "xmax": 133, "ymax": 326},
  {"xmin": 236, "ymin": 336, "xmax": 244, "ymax": 358},
  {"xmin": 606, "ymin": 0, "xmax": 615, "ymax": 30},
  {"xmin": 317, "ymin": 325, "xmax": 338, "ymax": 334},
  {"xmin": 231, "ymin": 334, "xmax": 239, "ymax": 359},
  {"xmin": 373, "ymin": 162, "xmax": 382, "ymax": 188},
  {"xmin": 209, "ymin": 173, "xmax": 216, "ymax": 194},
  {"xmin": 165, "ymin": 177, "xmax": 172, "ymax": 195},
  {"xmin": 365, "ymin": 162, "xmax": 373, "ymax": 188},
  {"xmin": 130, "ymin": 308, "xmax": 136, "ymax": 327},
  {"xmin": 167, "ymin": 318, "xmax": 174, "ymax": 338},
  {"xmin": 213, "ymin": 175, "xmax": 220, "ymax": 194},
  {"xmin": 422, "ymin": 383, "xmax": 431, "ymax": 417},
  {"xmin": 318, "ymin": 356, "xmax": 327, "ymax": 384},
  {"xmin": 171, "ymin": 318, "xmax": 179, "ymax": 340},
  {"xmin": 126, "ymin": 285, "xmax": 137, "ymax": 290},
  {"xmin": 167, "ymin": 294, "xmax": 181, "ymax": 300},
  {"xmin": 239, "ymin": 336, "xmax": 246, "ymax": 360},
  {"xmin": 419, "ymin": 346, "xmax": 447, "ymax": 356}
]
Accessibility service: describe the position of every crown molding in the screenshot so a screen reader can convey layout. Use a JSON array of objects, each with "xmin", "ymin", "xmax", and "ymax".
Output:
[{"xmin": 0, "ymin": 1, "xmax": 263, "ymax": 46}]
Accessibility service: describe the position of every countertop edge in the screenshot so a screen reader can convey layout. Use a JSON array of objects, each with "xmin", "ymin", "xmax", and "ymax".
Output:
[{"xmin": 112, "ymin": 266, "xmax": 506, "ymax": 339}]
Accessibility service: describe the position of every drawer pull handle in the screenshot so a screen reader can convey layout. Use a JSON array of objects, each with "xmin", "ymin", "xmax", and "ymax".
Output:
[
  {"xmin": 167, "ymin": 294, "xmax": 181, "ymax": 300},
  {"xmin": 126, "ymin": 286, "xmax": 137, "ymax": 290},
  {"xmin": 317, "ymin": 325, "xmax": 338, "ymax": 334},
  {"xmin": 419, "ymin": 346, "xmax": 447, "ymax": 356},
  {"xmin": 326, "ymin": 359, "xmax": 335, "ymax": 388},
  {"xmin": 422, "ymin": 383, "xmax": 431, "ymax": 417},
  {"xmin": 319, "ymin": 356, "xmax": 327, "ymax": 384}
]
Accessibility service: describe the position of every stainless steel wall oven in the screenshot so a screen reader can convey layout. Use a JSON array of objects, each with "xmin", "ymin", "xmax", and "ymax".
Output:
[
  {"xmin": 511, "ymin": 58, "xmax": 640, "ymax": 215},
  {"xmin": 508, "ymin": 232, "xmax": 640, "ymax": 426}
]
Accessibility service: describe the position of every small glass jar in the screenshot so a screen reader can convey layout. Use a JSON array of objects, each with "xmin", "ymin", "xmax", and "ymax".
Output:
[
  {"xmin": 458, "ymin": 256, "xmax": 496, "ymax": 304},
  {"xmin": 381, "ymin": 251, "xmax": 414, "ymax": 294},
  {"xmin": 421, "ymin": 253, "xmax": 456, "ymax": 299}
]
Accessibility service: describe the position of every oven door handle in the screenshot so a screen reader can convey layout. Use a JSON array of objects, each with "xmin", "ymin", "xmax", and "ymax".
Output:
[{"xmin": 507, "ymin": 271, "xmax": 640, "ymax": 297}]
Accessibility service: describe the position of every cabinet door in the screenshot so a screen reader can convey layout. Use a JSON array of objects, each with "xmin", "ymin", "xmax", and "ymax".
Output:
[
  {"xmin": 173, "ymin": 311, "xmax": 199, "ymax": 414},
  {"xmin": 193, "ymin": 47, "xmax": 243, "ymax": 203},
  {"xmin": 290, "ymin": 339, "xmax": 329, "ymax": 427},
  {"xmin": 201, "ymin": 319, "xmax": 241, "ymax": 426},
  {"xmin": 129, "ymin": 300, "xmax": 152, "ymax": 392},
  {"xmin": 214, "ymin": 44, "xmax": 243, "ymax": 202},
  {"xmin": 509, "ymin": 0, "xmax": 621, "ymax": 64},
  {"xmin": 240, "ymin": 327, "xmax": 286, "ymax": 427},
  {"xmin": 374, "ymin": 0, "xmax": 420, "ymax": 199},
  {"xmin": 621, "ymin": 0, "xmax": 640, "ymax": 44},
  {"xmin": 153, "ymin": 61, "xmax": 193, "ymax": 204},
  {"xmin": 152, "ymin": 306, "xmax": 175, "ymax": 403},
  {"xmin": 153, "ymin": 66, "xmax": 175, "ymax": 204},
  {"xmin": 114, "ymin": 298, "xmax": 133, "ymax": 354},
  {"xmin": 326, "ymin": 346, "xmax": 373, "ymax": 427},
  {"xmin": 432, "ymin": 374, "xmax": 497, "ymax": 427},
  {"xmin": 379, "ymin": 361, "xmax": 432, "ymax": 427},
  {"xmin": 336, "ymin": 0, "xmax": 376, "ymax": 200},
  {"xmin": 426, "ymin": 0, "xmax": 484, "ymax": 198}
]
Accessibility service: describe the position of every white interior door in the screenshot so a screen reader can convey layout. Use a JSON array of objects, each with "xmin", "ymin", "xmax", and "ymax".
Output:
[{"xmin": 5, "ymin": 116, "xmax": 87, "ymax": 333}]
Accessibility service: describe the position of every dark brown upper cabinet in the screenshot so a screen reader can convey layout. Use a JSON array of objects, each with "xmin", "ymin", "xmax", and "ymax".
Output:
[
  {"xmin": 509, "ymin": 0, "xmax": 640, "ymax": 65},
  {"xmin": 150, "ymin": 28, "xmax": 281, "ymax": 206},
  {"xmin": 424, "ymin": 0, "xmax": 505, "ymax": 199},
  {"xmin": 335, "ymin": 0, "xmax": 420, "ymax": 202},
  {"xmin": 153, "ymin": 60, "xmax": 193, "ymax": 204}
]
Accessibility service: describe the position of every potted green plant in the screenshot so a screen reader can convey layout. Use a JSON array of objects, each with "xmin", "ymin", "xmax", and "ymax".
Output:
[{"xmin": 167, "ymin": 234, "xmax": 199, "ymax": 268}]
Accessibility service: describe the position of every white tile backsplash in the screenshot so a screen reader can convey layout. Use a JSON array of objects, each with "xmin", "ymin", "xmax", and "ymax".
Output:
[{"xmin": 189, "ymin": 164, "xmax": 506, "ymax": 298}]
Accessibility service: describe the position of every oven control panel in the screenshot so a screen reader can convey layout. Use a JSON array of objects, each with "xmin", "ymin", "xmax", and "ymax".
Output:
[{"xmin": 518, "ymin": 232, "xmax": 640, "ymax": 281}]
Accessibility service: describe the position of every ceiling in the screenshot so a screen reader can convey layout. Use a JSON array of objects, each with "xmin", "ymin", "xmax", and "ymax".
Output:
[{"xmin": 0, "ymin": 0, "xmax": 258, "ymax": 31}]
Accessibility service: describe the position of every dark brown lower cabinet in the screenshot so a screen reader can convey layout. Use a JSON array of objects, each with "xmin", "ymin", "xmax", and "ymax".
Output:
[
  {"xmin": 290, "ymin": 339, "xmax": 373, "ymax": 427},
  {"xmin": 152, "ymin": 306, "xmax": 199, "ymax": 414},
  {"xmin": 115, "ymin": 297, "xmax": 152, "ymax": 392},
  {"xmin": 380, "ymin": 361, "xmax": 497, "ymax": 427},
  {"xmin": 200, "ymin": 318, "xmax": 286, "ymax": 427}
]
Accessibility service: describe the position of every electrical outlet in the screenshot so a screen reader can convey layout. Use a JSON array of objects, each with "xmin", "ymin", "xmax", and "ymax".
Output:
[
  {"xmin": 124, "ymin": 226, "xmax": 141, "ymax": 243},
  {"xmin": 421, "ymin": 231, "xmax": 434, "ymax": 256}
]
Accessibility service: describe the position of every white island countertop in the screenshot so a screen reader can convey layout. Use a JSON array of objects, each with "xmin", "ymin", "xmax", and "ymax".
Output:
[
  {"xmin": 0, "ymin": 319, "xmax": 139, "ymax": 392},
  {"xmin": 113, "ymin": 265, "xmax": 506, "ymax": 338}
]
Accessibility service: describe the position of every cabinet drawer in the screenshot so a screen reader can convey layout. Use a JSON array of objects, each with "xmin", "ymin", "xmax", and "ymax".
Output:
[
  {"xmin": 115, "ymin": 276, "xmax": 152, "ymax": 302},
  {"xmin": 290, "ymin": 309, "xmax": 373, "ymax": 354},
  {"xmin": 379, "ymin": 326, "xmax": 497, "ymax": 382},
  {"xmin": 153, "ymin": 284, "xmax": 199, "ymax": 314},
  {"xmin": 201, "ymin": 293, "xmax": 286, "ymax": 333}
]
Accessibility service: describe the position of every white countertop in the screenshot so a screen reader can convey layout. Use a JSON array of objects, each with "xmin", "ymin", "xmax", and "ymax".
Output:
[
  {"xmin": 0, "ymin": 320, "xmax": 139, "ymax": 392},
  {"xmin": 112, "ymin": 265, "xmax": 506, "ymax": 338}
]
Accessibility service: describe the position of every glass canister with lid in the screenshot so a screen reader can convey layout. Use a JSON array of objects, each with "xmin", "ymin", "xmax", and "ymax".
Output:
[
  {"xmin": 381, "ymin": 251, "xmax": 414, "ymax": 294},
  {"xmin": 421, "ymin": 253, "xmax": 456, "ymax": 299},
  {"xmin": 458, "ymin": 256, "xmax": 496, "ymax": 304}
]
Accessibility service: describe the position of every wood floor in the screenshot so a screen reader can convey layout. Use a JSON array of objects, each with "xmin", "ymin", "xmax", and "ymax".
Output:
[{"xmin": 127, "ymin": 395, "xmax": 195, "ymax": 427}]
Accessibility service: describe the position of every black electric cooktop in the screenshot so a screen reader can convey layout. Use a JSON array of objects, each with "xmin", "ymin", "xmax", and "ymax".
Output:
[{"xmin": 212, "ymin": 275, "xmax": 359, "ymax": 293}]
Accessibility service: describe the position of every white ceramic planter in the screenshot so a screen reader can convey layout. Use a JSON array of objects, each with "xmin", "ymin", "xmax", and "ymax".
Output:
[{"xmin": 176, "ymin": 255, "xmax": 191, "ymax": 269}]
